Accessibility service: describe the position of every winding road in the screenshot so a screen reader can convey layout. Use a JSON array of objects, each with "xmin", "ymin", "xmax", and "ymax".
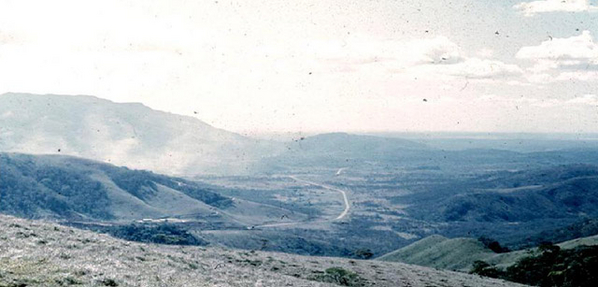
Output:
[
  {"xmin": 288, "ymin": 175, "xmax": 350, "ymax": 220},
  {"xmin": 254, "ymin": 175, "xmax": 350, "ymax": 228}
]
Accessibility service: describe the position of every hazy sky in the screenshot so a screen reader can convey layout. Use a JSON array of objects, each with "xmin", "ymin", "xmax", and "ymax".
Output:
[{"xmin": 1, "ymin": 0, "xmax": 597, "ymax": 134}]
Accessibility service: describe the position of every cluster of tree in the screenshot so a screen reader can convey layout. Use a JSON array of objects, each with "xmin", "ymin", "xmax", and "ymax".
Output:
[
  {"xmin": 478, "ymin": 236, "xmax": 510, "ymax": 253},
  {"xmin": 100, "ymin": 223, "xmax": 207, "ymax": 246},
  {"xmin": 471, "ymin": 243, "xmax": 598, "ymax": 287},
  {"xmin": 353, "ymin": 248, "xmax": 374, "ymax": 259},
  {"xmin": 0, "ymin": 154, "xmax": 113, "ymax": 220},
  {"xmin": 0, "ymin": 153, "xmax": 234, "ymax": 221}
]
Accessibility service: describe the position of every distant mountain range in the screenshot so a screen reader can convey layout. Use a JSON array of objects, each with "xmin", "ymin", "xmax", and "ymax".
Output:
[
  {"xmin": 0, "ymin": 93, "xmax": 277, "ymax": 175},
  {"xmin": 286, "ymin": 132, "xmax": 426, "ymax": 155},
  {"xmin": 0, "ymin": 93, "xmax": 432, "ymax": 175}
]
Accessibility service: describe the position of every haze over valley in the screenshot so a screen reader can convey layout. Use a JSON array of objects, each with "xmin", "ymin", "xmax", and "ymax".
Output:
[{"xmin": 2, "ymin": 0, "xmax": 598, "ymax": 286}]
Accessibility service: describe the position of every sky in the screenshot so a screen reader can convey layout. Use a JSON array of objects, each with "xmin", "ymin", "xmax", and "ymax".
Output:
[{"xmin": 0, "ymin": 0, "xmax": 597, "ymax": 134}]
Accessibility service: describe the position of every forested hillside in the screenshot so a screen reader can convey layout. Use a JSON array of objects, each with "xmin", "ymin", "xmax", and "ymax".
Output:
[{"xmin": 0, "ymin": 152, "xmax": 232, "ymax": 221}]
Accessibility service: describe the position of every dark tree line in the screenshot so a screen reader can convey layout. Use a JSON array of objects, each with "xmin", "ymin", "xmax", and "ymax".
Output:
[{"xmin": 471, "ymin": 243, "xmax": 598, "ymax": 287}]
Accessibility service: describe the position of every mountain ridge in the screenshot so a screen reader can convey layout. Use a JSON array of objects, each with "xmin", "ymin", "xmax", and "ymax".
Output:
[{"xmin": 0, "ymin": 92, "xmax": 272, "ymax": 175}]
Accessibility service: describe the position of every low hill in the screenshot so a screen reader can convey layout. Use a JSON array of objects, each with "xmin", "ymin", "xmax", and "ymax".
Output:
[
  {"xmin": 516, "ymin": 218, "xmax": 598, "ymax": 248},
  {"xmin": 378, "ymin": 234, "xmax": 598, "ymax": 272},
  {"xmin": 0, "ymin": 152, "xmax": 301, "ymax": 225},
  {"xmin": 288, "ymin": 133, "xmax": 426, "ymax": 154},
  {"xmin": 555, "ymin": 234, "xmax": 598, "ymax": 250},
  {"xmin": 377, "ymin": 235, "xmax": 495, "ymax": 271},
  {"xmin": 404, "ymin": 164, "xmax": 598, "ymax": 224},
  {"xmin": 443, "ymin": 175, "xmax": 598, "ymax": 223},
  {"xmin": 0, "ymin": 214, "xmax": 526, "ymax": 286},
  {"xmin": 263, "ymin": 132, "xmax": 429, "ymax": 169}
]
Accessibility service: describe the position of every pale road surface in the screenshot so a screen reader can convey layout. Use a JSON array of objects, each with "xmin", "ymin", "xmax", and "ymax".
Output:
[{"xmin": 335, "ymin": 167, "xmax": 348, "ymax": 176}]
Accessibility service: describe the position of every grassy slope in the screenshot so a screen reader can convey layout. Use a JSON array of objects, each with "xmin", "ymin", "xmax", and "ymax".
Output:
[
  {"xmin": 0, "ymin": 215, "xmax": 524, "ymax": 287},
  {"xmin": 378, "ymin": 234, "xmax": 598, "ymax": 272},
  {"xmin": 377, "ymin": 235, "xmax": 495, "ymax": 271}
]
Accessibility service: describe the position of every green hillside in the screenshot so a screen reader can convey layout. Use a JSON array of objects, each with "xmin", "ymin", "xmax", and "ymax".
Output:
[
  {"xmin": 377, "ymin": 235, "xmax": 495, "ymax": 271},
  {"xmin": 0, "ymin": 152, "xmax": 303, "ymax": 225},
  {"xmin": 378, "ymin": 234, "xmax": 598, "ymax": 272}
]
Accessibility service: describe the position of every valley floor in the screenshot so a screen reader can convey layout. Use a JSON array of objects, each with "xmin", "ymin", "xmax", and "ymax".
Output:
[{"xmin": 0, "ymin": 215, "xmax": 526, "ymax": 287}]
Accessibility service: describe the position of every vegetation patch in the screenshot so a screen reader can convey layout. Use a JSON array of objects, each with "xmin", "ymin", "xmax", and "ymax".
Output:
[
  {"xmin": 100, "ymin": 165, "xmax": 233, "ymax": 208},
  {"xmin": 99, "ymin": 224, "xmax": 207, "ymax": 246},
  {"xmin": 311, "ymin": 267, "xmax": 366, "ymax": 286},
  {"xmin": 100, "ymin": 278, "xmax": 119, "ymax": 286},
  {"xmin": 471, "ymin": 243, "xmax": 598, "ymax": 287},
  {"xmin": 353, "ymin": 248, "xmax": 374, "ymax": 259},
  {"xmin": 478, "ymin": 236, "xmax": 510, "ymax": 253}
]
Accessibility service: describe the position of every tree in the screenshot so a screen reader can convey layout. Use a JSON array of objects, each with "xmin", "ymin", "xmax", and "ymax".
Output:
[{"xmin": 354, "ymin": 248, "xmax": 374, "ymax": 259}]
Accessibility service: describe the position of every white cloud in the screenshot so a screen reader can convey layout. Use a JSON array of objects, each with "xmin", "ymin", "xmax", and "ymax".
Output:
[
  {"xmin": 556, "ymin": 71, "xmax": 598, "ymax": 81},
  {"xmin": 435, "ymin": 58, "xmax": 523, "ymax": 79},
  {"xmin": 316, "ymin": 36, "xmax": 464, "ymax": 68},
  {"xmin": 476, "ymin": 48, "xmax": 495, "ymax": 58},
  {"xmin": 0, "ymin": 30, "xmax": 21, "ymax": 45},
  {"xmin": 514, "ymin": 0, "xmax": 598, "ymax": 16},
  {"xmin": 525, "ymin": 72, "xmax": 556, "ymax": 83},
  {"xmin": 338, "ymin": 37, "xmax": 520, "ymax": 80},
  {"xmin": 406, "ymin": 41, "xmax": 521, "ymax": 79},
  {"xmin": 474, "ymin": 94, "xmax": 598, "ymax": 108},
  {"xmin": 0, "ymin": 111, "xmax": 13, "ymax": 119},
  {"xmin": 407, "ymin": 36, "xmax": 465, "ymax": 65},
  {"xmin": 409, "ymin": 58, "xmax": 523, "ymax": 80},
  {"xmin": 566, "ymin": 94, "xmax": 598, "ymax": 105},
  {"xmin": 506, "ymin": 80, "xmax": 534, "ymax": 87},
  {"xmin": 312, "ymin": 36, "xmax": 520, "ymax": 80},
  {"xmin": 516, "ymin": 31, "xmax": 598, "ymax": 61},
  {"xmin": 517, "ymin": 31, "xmax": 598, "ymax": 82}
]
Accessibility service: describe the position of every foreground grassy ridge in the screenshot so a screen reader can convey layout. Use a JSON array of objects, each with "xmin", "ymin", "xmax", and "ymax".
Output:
[
  {"xmin": 0, "ymin": 215, "xmax": 526, "ymax": 287},
  {"xmin": 377, "ymin": 235, "xmax": 496, "ymax": 271},
  {"xmin": 378, "ymin": 234, "xmax": 598, "ymax": 272}
]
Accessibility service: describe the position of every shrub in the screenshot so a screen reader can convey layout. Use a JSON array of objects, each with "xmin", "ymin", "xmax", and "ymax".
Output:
[
  {"xmin": 312, "ymin": 267, "xmax": 365, "ymax": 286},
  {"xmin": 472, "ymin": 244, "xmax": 598, "ymax": 287},
  {"xmin": 100, "ymin": 278, "xmax": 118, "ymax": 286},
  {"xmin": 478, "ymin": 236, "xmax": 510, "ymax": 253},
  {"xmin": 354, "ymin": 248, "xmax": 374, "ymax": 259},
  {"xmin": 470, "ymin": 260, "xmax": 504, "ymax": 278}
]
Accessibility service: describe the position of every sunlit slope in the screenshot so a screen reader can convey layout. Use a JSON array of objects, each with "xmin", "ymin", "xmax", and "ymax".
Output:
[
  {"xmin": 377, "ymin": 235, "xmax": 495, "ymax": 271},
  {"xmin": 379, "ymin": 234, "xmax": 598, "ymax": 272}
]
